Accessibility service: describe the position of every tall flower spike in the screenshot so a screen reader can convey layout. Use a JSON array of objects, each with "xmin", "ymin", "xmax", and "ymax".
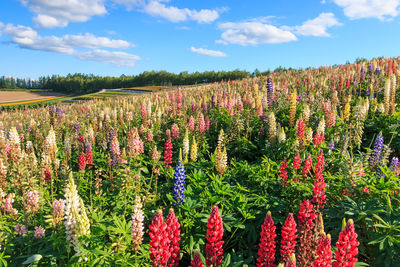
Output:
[
  {"xmin": 280, "ymin": 213, "xmax": 297, "ymax": 264},
  {"xmin": 183, "ymin": 128, "xmax": 190, "ymax": 163},
  {"xmin": 369, "ymin": 133, "xmax": 384, "ymax": 169},
  {"xmin": 302, "ymin": 154, "xmax": 312, "ymax": 179},
  {"xmin": 267, "ymin": 77, "xmax": 274, "ymax": 110},
  {"xmin": 163, "ymin": 132, "xmax": 173, "ymax": 169},
  {"xmin": 131, "ymin": 196, "xmax": 144, "ymax": 251},
  {"xmin": 279, "ymin": 159, "xmax": 288, "ymax": 187},
  {"xmin": 149, "ymin": 210, "xmax": 170, "ymax": 266},
  {"xmin": 173, "ymin": 159, "xmax": 186, "ymax": 204},
  {"xmin": 166, "ymin": 208, "xmax": 181, "ymax": 267},
  {"xmin": 206, "ymin": 206, "xmax": 224, "ymax": 267},
  {"xmin": 333, "ymin": 219, "xmax": 359, "ymax": 267},
  {"xmin": 190, "ymin": 136, "xmax": 198, "ymax": 162},
  {"xmin": 297, "ymin": 200, "xmax": 316, "ymax": 266},
  {"xmin": 257, "ymin": 211, "xmax": 277, "ymax": 267},
  {"xmin": 314, "ymin": 233, "xmax": 332, "ymax": 267},
  {"xmin": 289, "ymin": 90, "xmax": 297, "ymax": 127}
]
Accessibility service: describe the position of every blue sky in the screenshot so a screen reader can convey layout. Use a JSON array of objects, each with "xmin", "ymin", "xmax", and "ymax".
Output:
[{"xmin": 0, "ymin": 0, "xmax": 399, "ymax": 78}]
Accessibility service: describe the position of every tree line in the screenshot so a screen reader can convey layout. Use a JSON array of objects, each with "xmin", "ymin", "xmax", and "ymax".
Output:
[{"xmin": 0, "ymin": 69, "xmax": 253, "ymax": 94}]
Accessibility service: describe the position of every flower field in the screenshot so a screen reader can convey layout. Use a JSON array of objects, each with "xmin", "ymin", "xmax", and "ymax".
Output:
[{"xmin": 0, "ymin": 57, "xmax": 400, "ymax": 266}]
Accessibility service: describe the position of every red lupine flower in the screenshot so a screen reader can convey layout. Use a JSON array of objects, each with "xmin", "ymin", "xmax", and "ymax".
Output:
[
  {"xmin": 362, "ymin": 187, "xmax": 369, "ymax": 194},
  {"xmin": 312, "ymin": 180, "xmax": 327, "ymax": 210},
  {"xmin": 293, "ymin": 152, "xmax": 301, "ymax": 170},
  {"xmin": 333, "ymin": 219, "xmax": 359, "ymax": 267},
  {"xmin": 302, "ymin": 154, "xmax": 313, "ymax": 179},
  {"xmin": 166, "ymin": 209, "xmax": 181, "ymax": 267},
  {"xmin": 78, "ymin": 135, "xmax": 85, "ymax": 144},
  {"xmin": 315, "ymin": 150, "xmax": 325, "ymax": 182},
  {"xmin": 78, "ymin": 153, "xmax": 86, "ymax": 171},
  {"xmin": 163, "ymin": 132, "xmax": 173, "ymax": 169},
  {"xmin": 149, "ymin": 210, "xmax": 171, "ymax": 266},
  {"xmin": 297, "ymin": 200, "xmax": 316, "ymax": 266},
  {"xmin": 205, "ymin": 205, "xmax": 224, "ymax": 267},
  {"xmin": 314, "ymin": 233, "xmax": 332, "ymax": 267},
  {"xmin": 313, "ymin": 133, "xmax": 325, "ymax": 147},
  {"xmin": 257, "ymin": 211, "xmax": 277, "ymax": 267},
  {"xmin": 191, "ymin": 252, "xmax": 204, "ymax": 267},
  {"xmin": 205, "ymin": 117, "xmax": 210, "ymax": 132},
  {"xmin": 86, "ymin": 148, "xmax": 93, "ymax": 165},
  {"xmin": 297, "ymin": 119, "xmax": 305, "ymax": 144},
  {"xmin": 279, "ymin": 159, "xmax": 288, "ymax": 186},
  {"xmin": 280, "ymin": 213, "xmax": 297, "ymax": 264},
  {"xmin": 44, "ymin": 167, "xmax": 52, "ymax": 181}
]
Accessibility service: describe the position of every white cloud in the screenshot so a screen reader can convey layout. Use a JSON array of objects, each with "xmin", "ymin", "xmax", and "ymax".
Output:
[
  {"xmin": 76, "ymin": 49, "xmax": 140, "ymax": 66},
  {"xmin": 333, "ymin": 0, "xmax": 400, "ymax": 20},
  {"xmin": 285, "ymin": 13, "xmax": 342, "ymax": 37},
  {"xmin": 217, "ymin": 21, "xmax": 297, "ymax": 46},
  {"xmin": 190, "ymin": 47, "xmax": 227, "ymax": 57},
  {"xmin": 141, "ymin": 0, "xmax": 222, "ymax": 23},
  {"xmin": 2, "ymin": 23, "xmax": 139, "ymax": 66},
  {"xmin": 20, "ymin": 0, "xmax": 107, "ymax": 28}
]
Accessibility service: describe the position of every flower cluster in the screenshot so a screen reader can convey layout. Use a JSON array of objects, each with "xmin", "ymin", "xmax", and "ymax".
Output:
[
  {"xmin": 206, "ymin": 206, "xmax": 224, "ymax": 267},
  {"xmin": 131, "ymin": 196, "xmax": 144, "ymax": 251},
  {"xmin": 257, "ymin": 211, "xmax": 276, "ymax": 267},
  {"xmin": 172, "ymin": 160, "xmax": 186, "ymax": 204}
]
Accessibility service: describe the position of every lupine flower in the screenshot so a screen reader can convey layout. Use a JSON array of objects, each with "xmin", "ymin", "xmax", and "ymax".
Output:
[
  {"xmin": 151, "ymin": 146, "xmax": 159, "ymax": 162},
  {"xmin": 34, "ymin": 226, "xmax": 46, "ymax": 238},
  {"xmin": 149, "ymin": 210, "xmax": 170, "ymax": 266},
  {"xmin": 4, "ymin": 193, "xmax": 18, "ymax": 214},
  {"xmin": 127, "ymin": 128, "xmax": 144, "ymax": 157},
  {"xmin": 297, "ymin": 119, "xmax": 305, "ymax": 146},
  {"xmin": 315, "ymin": 151, "xmax": 325, "ymax": 181},
  {"xmin": 126, "ymin": 111, "xmax": 133, "ymax": 121},
  {"xmin": 277, "ymin": 123, "xmax": 286, "ymax": 143},
  {"xmin": 362, "ymin": 187, "xmax": 370, "ymax": 194},
  {"xmin": 52, "ymin": 199, "xmax": 64, "ymax": 226},
  {"xmin": 166, "ymin": 208, "xmax": 181, "ymax": 266},
  {"xmin": 64, "ymin": 173, "xmax": 90, "ymax": 251},
  {"xmin": 141, "ymin": 102, "xmax": 147, "ymax": 121},
  {"xmin": 183, "ymin": 128, "xmax": 190, "ymax": 163},
  {"xmin": 78, "ymin": 153, "xmax": 86, "ymax": 171},
  {"xmin": 369, "ymin": 133, "xmax": 384, "ymax": 169},
  {"xmin": 293, "ymin": 152, "xmax": 301, "ymax": 170},
  {"xmin": 297, "ymin": 200, "xmax": 316, "ymax": 266},
  {"xmin": 147, "ymin": 131, "xmax": 154, "ymax": 142},
  {"xmin": 314, "ymin": 233, "xmax": 332, "ymax": 267},
  {"xmin": 191, "ymin": 252, "xmax": 204, "ymax": 267},
  {"xmin": 302, "ymin": 154, "xmax": 313, "ymax": 179},
  {"xmin": 206, "ymin": 206, "xmax": 224, "ymax": 267},
  {"xmin": 171, "ymin": 123, "xmax": 180, "ymax": 139},
  {"xmin": 279, "ymin": 159, "xmax": 288, "ymax": 186},
  {"xmin": 198, "ymin": 113, "xmax": 206, "ymax": 134},
  {"xmin": 173, "ymin": 160, "xmax": 186, "ymax": 204},
  {"xmin": 45, "ymin": 127, "xmax": 58, "ymax": 160},
  {"xmin": 74, "ymin": 122, "xmax": 81, "ymax": 134},
  {"xmin": 269, "ymin": 112, "xmax": 277, "ymax": 143},
  {"xmin": 85, "ymin": 144, "xmax": 93, "ymax": 165},
  {"xmin": 257, "ymin": 211, "xmax": 277, "ymax": 267},
  {"xmin": 188, "ymin": 116, "xmax": 195, "ymax": 131},
  {"xmin": 267, "ymin": 77, "xmax": 274, "ymax": 110},
  {"xmin": 289, "ymin": 90, "xmax": 297, "ymax": 127},
  {"xmin": 131, "ymin": 196, "xmax": 144, "ymax": 251},
  {"xmin": 280, "ymin": 213, "xmax": 297, "ymax": 264},
  {"xmin": 390, "ymin": 157, "xmax": 399, "ymax": 174},
  {"xmin": 15, "ymin": 224, "xmax": 27, "ymax": 236},
  {"xmin": 163, "ymin": 132, "xmax": 173, "ymax": 168},
  {"xmin": 44, "ymin": 167, "xmax": 52, "ymax": 181},
  {"xmin": 190, "ymin": 136, "xmax": 198, "ymax": 162},
  {"xmin": 25, "ymin": 190, "xmax": 39, "ymax": 214},
  {"xmin": 333, "ymin": 219, "xmax": 359, "ymax": 267},
  {"xmin": 110, "ymin": 131, "xmax": 121, "ymax": 167}
]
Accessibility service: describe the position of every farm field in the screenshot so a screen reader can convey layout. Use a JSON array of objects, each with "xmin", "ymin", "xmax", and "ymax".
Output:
[
  {"xmin": 0, "ymin": 57, "xmax": 399, "ymax": 266},
  {"xmin": 0, "ymin": 91, "xmax": 65, "ymax": 105}
]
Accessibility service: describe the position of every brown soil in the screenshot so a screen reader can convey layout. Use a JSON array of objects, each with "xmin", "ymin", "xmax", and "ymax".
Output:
[{"xmin": 0, "ymin": 91, "xmax": 65, "ymax": 103}]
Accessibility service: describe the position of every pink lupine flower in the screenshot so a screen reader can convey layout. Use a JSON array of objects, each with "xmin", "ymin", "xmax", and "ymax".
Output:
[{"xmin": 34, "ymin": 226, "xmax": 46, "ymax": 238}]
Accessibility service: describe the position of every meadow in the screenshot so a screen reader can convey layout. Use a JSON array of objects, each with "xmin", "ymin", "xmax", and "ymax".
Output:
[{"xmin": 0, "ymin": 57, "xmax": 399, "ymax": 266}]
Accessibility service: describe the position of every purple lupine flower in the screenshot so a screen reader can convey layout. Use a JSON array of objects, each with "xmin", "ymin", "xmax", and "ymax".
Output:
[
  {"xmin": 211, "ymin": 94, "xmax": 216, "ymax": 109},
  {"xmin": 267, "ymin": 77, "xmax": 274, "ymax": 109},
  {"xmin": 55, "ymin": 107, "xmax": 63, "ymax": 118},
  {"xmin": 74, "ymin": 122, "xmax": 81, "ymax": 134},
  {"xmin": 360, "ymin": 67, "xmax": 366, "ymax": 80},
  {"xmin": 172, "ymin": 160, "xmax": 186, "ymax": 205},
  {"xmin": 223, "ymin": 89, "xmax": 227, "ymax": 99},
  {"xmin": 390, "ymin": 157, "xmax": 399, "ymax": 168},
  {"xmin": 328, "ymin": 141, "xmax": 335, "ymax": 150},
  {"xmin": 368, "ymin": 64, "xmax": 373, "ymax": 73},
  {"xmin": 369, "ymin": 133, "xmax": 384, "ymax": 169}
]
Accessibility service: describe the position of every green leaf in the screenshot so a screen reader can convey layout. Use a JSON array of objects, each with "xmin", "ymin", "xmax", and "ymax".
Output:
[{"xmin": 22, "ymin": 254, "xmax": 43, "ymax": 265}]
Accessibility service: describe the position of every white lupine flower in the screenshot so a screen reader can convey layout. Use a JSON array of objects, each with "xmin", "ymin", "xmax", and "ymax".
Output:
[{"xmin": 131, "ymin": 196, "xmax": 144, "ymax": 251}]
